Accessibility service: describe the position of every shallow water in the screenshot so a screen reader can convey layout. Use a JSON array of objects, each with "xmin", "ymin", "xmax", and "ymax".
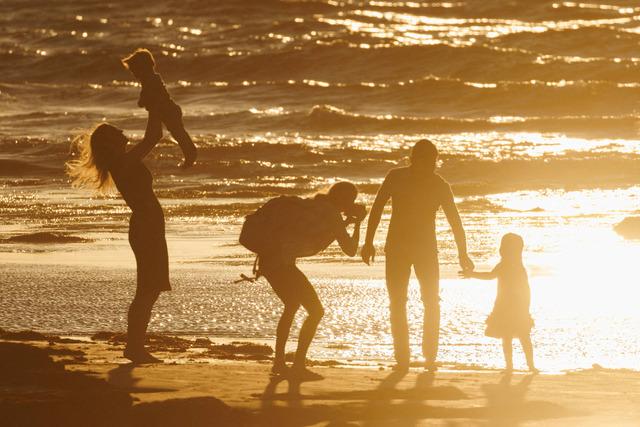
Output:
[{"xmin": 1, "ymin": 0, "xmax": 640, "ymax": 371}]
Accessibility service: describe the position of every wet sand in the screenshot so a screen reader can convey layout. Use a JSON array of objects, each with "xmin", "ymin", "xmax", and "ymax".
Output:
[{"xmin": 2, "ymin": 337, "xmax": 639, "ymax": 427}]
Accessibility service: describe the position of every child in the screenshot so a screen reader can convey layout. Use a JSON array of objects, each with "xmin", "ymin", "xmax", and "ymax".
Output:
[
  {"xmin": 461, "ymin": 233, "xmax": 538, "ymax": 373},
  {"xmin": 122, "ymin": 48, "xmax": 197, "ymax": 168}
]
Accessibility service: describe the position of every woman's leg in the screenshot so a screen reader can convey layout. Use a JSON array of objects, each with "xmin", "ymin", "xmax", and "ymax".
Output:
[
  {"xmin": 127, "ymin": 288, "xmax": 160, "ymax": 352},
  {"xmin": 292, "ymin": 274, "xmax": 324, "ymax": 369},
  {"xmin": 519, "ymin": 334, "xmax": 537, "ymax": 372},
  {"xmin": 502, "ymin": 336, "xmax": 513, "ymax": 371},
  {"xmin": 261, "ymin": 259, "xmax": 302, "ymax": 371},
  {"xmin": 273, "ymin": 302, "xmax": 300, "ymax": 369}
]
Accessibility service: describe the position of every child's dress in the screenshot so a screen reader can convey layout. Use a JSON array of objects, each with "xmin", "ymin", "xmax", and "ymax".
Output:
[{"xmin": 485, "ymin": 261, "xmax": 534, "ymax": 338}]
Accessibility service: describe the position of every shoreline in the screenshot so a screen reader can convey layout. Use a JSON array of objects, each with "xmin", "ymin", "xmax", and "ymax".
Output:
[{"xmin": 2, "ymin": 338, "xmax": 639, "ymax": 426}]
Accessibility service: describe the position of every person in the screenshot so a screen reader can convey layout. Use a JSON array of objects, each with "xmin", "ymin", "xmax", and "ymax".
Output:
[
  {"xmin": 361, "ymin": 139, "xmax": 474, "ymax": 372},
  {"xmin": 66, "ymin": 111, "xmax": 169, "ymax": 364},
  {"xmin": 246, "ymin": 182, "xmax": 365, "ymax": 380},
  {"xmin": 460, "ymin": 233, "xmax": 538, "ymax": 373},
  {"xmin": 122, "ymin": 48, "xmax": 197, "ymax": 168}
]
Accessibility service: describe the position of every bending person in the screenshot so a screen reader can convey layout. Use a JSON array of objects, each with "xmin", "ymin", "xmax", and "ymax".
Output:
[
  {"xmin": 244, "ymin": 182, "xmax": 365, "ymax": 380},
  {"xmin": 361, "ymin": 139, "xmax": 474, "ymax": 372},
  {"xmin": 67, "ymin": 111, "xmax": 168, "ymax": 363}
]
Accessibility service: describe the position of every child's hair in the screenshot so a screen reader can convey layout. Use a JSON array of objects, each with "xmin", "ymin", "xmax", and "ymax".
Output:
[
  {"xmin": 499, "ymin": 233, "xmax": 524, "ymax": 262},
  {"xmin": 65, "ymin": 123, "xmax": 118, "ymax": 193},
  {"xmin": 121, "ymin": 48, "xmax": 156, "ymax": 74}
]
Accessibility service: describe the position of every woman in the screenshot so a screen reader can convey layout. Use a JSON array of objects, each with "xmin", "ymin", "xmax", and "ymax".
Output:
[
  {"xmin": 67, "ymin": 112, "xmax": 168, "ymax": 363},
  {"xmin": 257, "ymin": 182, "xmax": 365, "ymax": 380}
]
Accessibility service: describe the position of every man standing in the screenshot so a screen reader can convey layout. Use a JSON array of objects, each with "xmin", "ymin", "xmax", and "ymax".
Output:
[{"xmin": 361, "ymin": 139, "xmax": 474, "ymax": 372}]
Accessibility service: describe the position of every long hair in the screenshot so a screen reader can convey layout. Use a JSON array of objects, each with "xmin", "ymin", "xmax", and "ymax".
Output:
[{"xmin": 65, "ymin": 124, "xmax": 117, "ymax": 194}]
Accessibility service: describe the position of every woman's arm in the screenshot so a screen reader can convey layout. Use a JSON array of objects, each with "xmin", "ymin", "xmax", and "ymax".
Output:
[
  {"xmin": 126, "ymin": 112, "xmax": 163, "ymax": 160},
  {"xmin": 336, "ymin": 219, "xmax": 361, "ymax": 257}
]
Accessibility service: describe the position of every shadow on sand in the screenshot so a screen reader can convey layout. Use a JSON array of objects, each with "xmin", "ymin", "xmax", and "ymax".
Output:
[
  {"xmin": 0, "ymin": 342, "xmax": 253, "ymax": 427},
  {"xmin": 1, "ymin": 342, "xmax": 576, "ymax": 427},
  {"xmin": 258, "ymin": 370, "xmax": 575, "ymax": 427}
]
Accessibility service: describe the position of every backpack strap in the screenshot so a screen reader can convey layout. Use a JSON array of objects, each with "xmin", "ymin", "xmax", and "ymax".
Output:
[{"xmin": 234, "ymin": 255, "xmax": 262, "ymax": 284}]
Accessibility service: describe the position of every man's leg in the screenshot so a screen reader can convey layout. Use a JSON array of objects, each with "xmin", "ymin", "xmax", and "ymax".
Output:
[
  {"xmin": 414, "ymin": 253, "xmax": 440, "ymax": 368},
  {"xmin": 385, "ymin": 252, "xmax": 412, "ymax": 368}
]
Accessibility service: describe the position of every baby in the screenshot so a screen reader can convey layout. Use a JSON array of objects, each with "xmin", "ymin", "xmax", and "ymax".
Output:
[
  {"xmin": 122, "ymin": 48, "xmax": 197, "ymax": 168},
  {"xmin": 461, "ymin": 233, "xmax": 538, "ymax": 373}
]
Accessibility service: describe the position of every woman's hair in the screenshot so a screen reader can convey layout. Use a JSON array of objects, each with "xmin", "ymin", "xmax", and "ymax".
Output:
[
  {"xmin": 317, "ymin": 181, "xmax": 358, "ymax": 210},
  {"xmin": 121, "ymin": 48, "xmax": 156, "ymax": 74},
  {"xmin": 499, "ymin": 233, "xmax": 524, "ymax": 262},
  {"xmin": 65, "ymin": 123, "xmax": 118, "ymax": 193}
]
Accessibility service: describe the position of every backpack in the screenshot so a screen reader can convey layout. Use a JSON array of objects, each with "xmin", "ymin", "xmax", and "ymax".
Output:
[{"xmin": 239, "ymin": 196, "xmax": 305, "ymax": 255}]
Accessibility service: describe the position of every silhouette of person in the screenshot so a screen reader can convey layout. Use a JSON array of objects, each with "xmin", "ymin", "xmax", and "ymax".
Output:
[
  {"xmin": 361, "ymin": 139, "xmax": 474, "ymax": 372},
  {"xmin": 122, "ymin": 48, "xmax": 197, "ymax": 168},
  {"xmin": 67, "ymin": 111, "xmax": 168, "ymax": 363},
  {"xmin": 257, "ymin": 182, "xmax": 365, "ymax": 381},
  {"xmin": 461, "ymin": 233, "xmax": 538, "ymax": 373}
]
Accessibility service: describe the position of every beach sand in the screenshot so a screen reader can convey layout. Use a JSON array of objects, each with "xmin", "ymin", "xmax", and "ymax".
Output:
[{"xmin": 2, "ymin": 337, "xmax": 639, "ymax": 427}]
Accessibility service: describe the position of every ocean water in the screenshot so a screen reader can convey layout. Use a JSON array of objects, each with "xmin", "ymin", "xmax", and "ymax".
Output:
[{"xmin": 1, "ymin": 0, "xmax": 640, "ymax": 371}]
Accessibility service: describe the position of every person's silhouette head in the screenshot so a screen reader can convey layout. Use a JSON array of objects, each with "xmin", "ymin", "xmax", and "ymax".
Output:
[
  {"xmin": 66, "ymin": 123, "xmax": 126, "ymax": 192},
  {"xmin": 327, "ymin": 181, "xmax": 358, "ymax": 214},
  {"xmin": 122, "ymin": 48, "xmax": 156, "ymax": 79},
  {"xmin": 499, "ymin": 233, "xmax": 524, "ymax": 263},
  {"xmin": 410, "ymin": 139, "xmax": 438, "ymax": 172}
]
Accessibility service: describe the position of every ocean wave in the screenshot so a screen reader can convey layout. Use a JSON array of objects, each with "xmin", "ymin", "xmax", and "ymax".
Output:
[{"xmin": 2, "ymin": 232, "xmax": 92, "ymax": 244}]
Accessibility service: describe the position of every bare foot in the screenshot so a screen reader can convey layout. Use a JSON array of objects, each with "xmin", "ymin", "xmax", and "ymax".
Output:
[
  {"xmin": 123, "ymin": 347, "xmax": 162, "ymax": 364},
  {"xmin": 289, "ymin": 366, "xmax": 324, "ymax": 382}
]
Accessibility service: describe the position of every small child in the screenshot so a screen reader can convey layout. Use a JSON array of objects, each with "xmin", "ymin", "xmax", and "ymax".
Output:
[
  {"xmin": 461, "ymin": 233, "xmax": 538, "ymax": 373},
  {"xmin": 122, "ymin": 48, "xmax": 197, "ymax": 168}
]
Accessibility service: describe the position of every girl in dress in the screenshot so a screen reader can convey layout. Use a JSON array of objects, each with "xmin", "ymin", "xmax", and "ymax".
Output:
[{"xmin": 462, "ymin": 233, "xmax": 538, "ymax": 373}]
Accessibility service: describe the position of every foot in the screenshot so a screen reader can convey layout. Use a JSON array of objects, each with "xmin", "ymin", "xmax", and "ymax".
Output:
[
  {"xmin": 289, "ymin": 366, "xmax": 324, "ymax": 382},
  {"xmin": 179, "ymin": 145, "xmax": 197, "ymax": 168},
  {"xmin": 502, "ymin": 366, "xmax": 514, "ymax": 374},
  {"xmin": 392, "ymin": 363, "xmax": 409, "ymax": 374},
  {"xmin": 528, "ymin": 366, "xmax": 540, "ymax": 375},
  {"xmin": 123, "ymin": 347, "xmax": 162, "ymax": 364},
  {"xmin": 271, "ymin": 361, "xmax": 289, "ymax": 376},
  {"xmin": 424, "ymin": 361, "xmax": 438, "ymax": 372}
]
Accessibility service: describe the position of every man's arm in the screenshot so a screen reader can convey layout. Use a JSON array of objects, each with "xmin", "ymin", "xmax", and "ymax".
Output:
[
  {"xmin": 126, "ymin": 111, "xmax": 163, "ymax": 161},
  {"xmin": 361, "ymin": 172, "xmax": 393, "ymax": 264},
  {"xmin": 441, "ymin": 183, "xmax": 475, "ymax": 271}
]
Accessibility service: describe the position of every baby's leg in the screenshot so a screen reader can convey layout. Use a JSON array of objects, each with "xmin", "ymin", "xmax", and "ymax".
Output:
[
  {"xmin": 163, "ymin": 105, "xmax": 197, "ymax": 167},
  {"xmin": 519, "ymin": 334, "xmax": 538, "ymax": 373},
  {"xmin": 501, "ymin": 336, "xmax": 513, "ymax": 372}
]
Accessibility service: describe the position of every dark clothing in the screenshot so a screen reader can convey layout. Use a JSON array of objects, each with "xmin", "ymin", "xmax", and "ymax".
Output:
[
  {"xmin": 137, "ymin": 73, "xmax": 193, "ymax": 160},
  {"xmin": 138, "ymin": 73, "xmax": 173, "ymax": 112},
  {"xmin": 111, "ymin": 157, "xmax": 170, "ymax": 291}
]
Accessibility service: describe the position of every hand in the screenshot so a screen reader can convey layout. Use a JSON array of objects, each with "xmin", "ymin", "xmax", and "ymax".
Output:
[
  {"xmin": 361, "ymin": 242, "xmax": 376, "ymax": 265},
  {"xmin": 458, "ymin": 270, "xmax": 473, "ymax": 278},
  {"xmin": 345, "ymin": 204, "xmax": 367, "ymax": 222},
  {"xmin": 459, "ymin": 252, "xmax": 475, "ymax": 272},
  {"xmin": 344, "ymin": 216, "xmax": 361, "ymax": 226}
]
